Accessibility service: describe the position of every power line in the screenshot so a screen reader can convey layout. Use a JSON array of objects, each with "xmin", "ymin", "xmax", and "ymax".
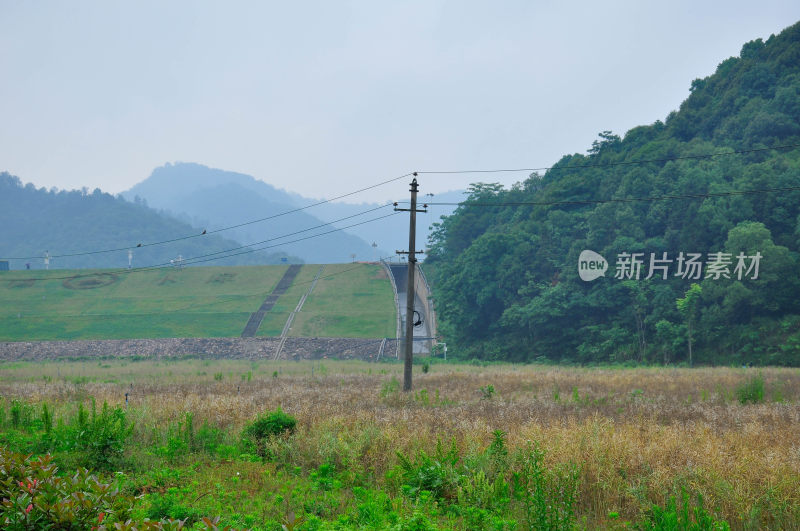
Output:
[
  {"xmin": 5, "ymin": 142, "xmax": 798, "ymax": 262},
  {"xmin": 1, "ymin": 212, "xmax": 400, "ymax": 282},
  {"xmin": 133, "ymin": 204, "xmax": 392, "ymax": 267},
  {"xmin": 176, "ymin": 212, "xmax": 400, "ymax": 267},
  {"xmin": 415, "ymin": 142, "xmax": 800, "ymax": 175},
  {"xmin": 1, "ymin": 172, "xmax": 413, "ymax": 261},
  {"xmin": 411, "ymin": 185, "xmax": 800, "ymax": 208},
  {"xmin": 0, "ymin": 203, "xmax": 392, "ymax": 275}
]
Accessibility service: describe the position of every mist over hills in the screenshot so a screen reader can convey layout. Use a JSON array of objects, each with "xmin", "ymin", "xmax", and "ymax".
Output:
[
  {"xmin": 0, "ymin": 172, "xmax": 298, "ymax": 270},
  {"xmin": 0, "ymin": 162, "xmax": 463, "ymax": 271},
  {"xmin": 123, "ymin": 162, "xmax": 462, "ymax": 262}
]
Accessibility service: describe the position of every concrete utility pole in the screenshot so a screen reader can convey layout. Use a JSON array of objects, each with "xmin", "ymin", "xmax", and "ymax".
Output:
[{"xmin": 395, "ymin": 174, "xmax": 426, "ymax": 391}]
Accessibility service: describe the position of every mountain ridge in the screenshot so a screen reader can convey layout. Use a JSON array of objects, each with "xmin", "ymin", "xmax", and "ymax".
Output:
[
  {"xmin": 124, "ymin": 162, "xmax": 463, "ymax": 262},
  {"xmin": 0, "ymin": 172, "xmax": 299, "ymax": 270}
]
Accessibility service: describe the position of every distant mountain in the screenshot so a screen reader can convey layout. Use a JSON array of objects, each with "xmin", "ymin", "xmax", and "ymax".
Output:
[
  {"xmin": 124, "ymin": 162, "xmax": 463, "ymax": 262},
  {"xmin": 123, "ymin": 163, "xmax": 386, "ymax": 263},
  {"xmin": 0, "ymin": 173, "xmax": 299, "ymax": 270}
]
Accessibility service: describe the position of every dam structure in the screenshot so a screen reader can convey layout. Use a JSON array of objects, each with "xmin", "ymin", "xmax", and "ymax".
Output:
[{"xmin": 383, "ymin": 260, "xmax": 436, "ymax": 355}]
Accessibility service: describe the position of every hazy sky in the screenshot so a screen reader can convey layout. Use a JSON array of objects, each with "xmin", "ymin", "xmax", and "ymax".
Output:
[{"xmin": 2, "ymin": 1, "xmax": 799, "ymax": 203}]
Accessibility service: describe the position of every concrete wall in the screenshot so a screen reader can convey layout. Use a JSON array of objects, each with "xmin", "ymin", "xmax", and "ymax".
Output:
[
  {"xmin": 0, "ymin": 337, "xmax": 393, "ymax": 361},
  {"xmin": 415, "ymin": 265, "xmax": 436, "ymax": 341}
]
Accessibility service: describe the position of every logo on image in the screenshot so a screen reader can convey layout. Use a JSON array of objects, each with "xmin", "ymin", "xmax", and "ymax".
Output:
[{"xmin": 578, "ymin": 250, "xmax": 608, "ymax": 281}]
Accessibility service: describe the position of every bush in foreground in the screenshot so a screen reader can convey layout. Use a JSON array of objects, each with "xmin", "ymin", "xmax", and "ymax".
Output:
[
  {"xmin": 241, "ymin": 408, "xmax": 297, "ymax": 458},
  {"xmin": 0, "ymin": 448, "xmax": 241, "ymax": 530}
]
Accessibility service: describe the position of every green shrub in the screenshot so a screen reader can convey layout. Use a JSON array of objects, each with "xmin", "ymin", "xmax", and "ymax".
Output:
[
  {"xmin": 72, "ymin": 398, "xmax": 134, "ymax": 471},
  {"xmin": 511, "ymin": 442, "xmax": 580, "ymax": 531},
  {"xmin": 395, "ymin": 439, "xmax": 462, "ymax": 501},
  {"xmin": 641, "ymin": 488, "xmax": 730, "ymax": 530},
  {"xmin": 9, "ymin": 399, "xmax": 35, "ymax": 430},
  {"xmin": 242, "ymin": 408, "xmax": 296, "ymax": 458},
  {"xmin": 0, "ymin": 448, "xmax": 130, "ymax": 528},
  {"xmin": 380, "ymin": 377, "xmax": 400, "ymax": 398},
  {"xmin": 196, "ymin": 420, "xmax": 225, "ymax": 455},
  {"xmin": 0, "ymin": 448, "xmax": 244, "ymax": 530},
  {"xmin": 40, "ymin": 403, "xmax": 53, "ymax": 435},
  {"xmin": 736, "ymin": 372, "xmax": 765, "ymax": 404},
  {"xmin": 146, "ymin": 487, "xmax": 202, "ymax": 525},
  {"xmin": 480, "ymin": 384, "xmax": 496, "ymax": 400}
]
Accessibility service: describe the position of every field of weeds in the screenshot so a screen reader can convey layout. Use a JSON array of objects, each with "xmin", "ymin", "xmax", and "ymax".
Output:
[{"xmin": 0, "ymin": 359, "xmax": 798, "ymax": 529}]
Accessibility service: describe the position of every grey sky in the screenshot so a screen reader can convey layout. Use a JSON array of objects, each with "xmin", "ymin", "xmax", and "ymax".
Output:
[{"xmin": 2, "ymin": 1, "xmax": 799, "ymax": 203}]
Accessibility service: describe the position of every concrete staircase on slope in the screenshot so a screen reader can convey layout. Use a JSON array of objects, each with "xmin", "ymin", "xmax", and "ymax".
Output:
[{"xmin": 240, "ymin": 264, "xmax": 302, "ymax": 337}]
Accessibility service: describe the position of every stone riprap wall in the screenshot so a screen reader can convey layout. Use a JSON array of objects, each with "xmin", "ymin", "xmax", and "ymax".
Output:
[{"xmin": 0, "ymin": 337, "xmax": 391, "ymax": 361}]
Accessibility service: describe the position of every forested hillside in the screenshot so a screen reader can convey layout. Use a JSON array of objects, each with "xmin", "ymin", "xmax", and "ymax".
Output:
[
  {"xmin": 426, "ymin": 22, "xmax": 800, "ymax": 366},
  {"xmin": 0, "ymin": 174, "xmax": 297, "ymax": 269}
]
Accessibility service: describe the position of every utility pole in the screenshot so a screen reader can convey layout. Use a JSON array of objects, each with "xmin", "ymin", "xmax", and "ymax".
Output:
[{"xmin": 395, "ymin": 174, "xmax": 426, "ymax": 391}]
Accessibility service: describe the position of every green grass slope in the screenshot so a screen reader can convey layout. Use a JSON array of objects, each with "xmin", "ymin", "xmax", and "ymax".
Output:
[
  {"xmin": 287, "ymin": 263, "xmax": 397, "ymax": 339},
  {"xmin": 256, "ymin": 265, "xmax": 323, "ymax": 336},
  {"xmin": 0, "ymin": 264, "xmax": 397, "ymax": 341}
]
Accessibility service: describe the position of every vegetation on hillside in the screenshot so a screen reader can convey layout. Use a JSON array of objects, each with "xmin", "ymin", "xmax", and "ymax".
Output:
[
  {"xmin": 0, "ymin": 174, "xmax": 298, "ymax": 270},
  {"xmin": 426, "ymin": 22, "xmax": 800, "ymax": 365},
  {"xmin": 0, "ymin": 265, "xmax": 396, "ymax": 341}
]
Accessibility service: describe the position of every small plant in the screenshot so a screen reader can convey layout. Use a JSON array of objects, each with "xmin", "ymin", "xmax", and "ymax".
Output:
[
  {"xmin": 771, "ymin": 381, "xmax": 785, "ymax": 403},
  {"xmin": 736, "ymin": 372, "xmax": 765, "ymax": 404},
  {"xmin": 10, "ymin": 399, "xmax": 33, "ymax": 429},
  {"xmin": 282, "ymin": 510, "xmax": 306, "ymax": 531},
  {"xmin": 512, "ymin": 442, "xmax": 580, "ymax": 530},
  {"xmin": 213, "ymin": 372, "xmax": 224, "ymax": 381},
  {"xmin": 480, "ymin": 384, "xmax": 496, "ymax": 400},
  {"xmin": 41, "ymin": 402, "xmax": 53, "ymax": 435},
  {"xmin": 380, "ymin": 376, "xmax": 400, "ymax": 398},
  {"xmin": 146, "ymin": 486, "xmax": 202, "ymax": 524},
  {"xmin": 641, "ymin": 487, "xmax": 730, "ymax": 530},
  {"xmin": 422, "ymin": 362, "xmax": 430, "ymax": 374},
  {"xmin": 415, "ymin": 389, "xmax": 430, "ymax": 406}
]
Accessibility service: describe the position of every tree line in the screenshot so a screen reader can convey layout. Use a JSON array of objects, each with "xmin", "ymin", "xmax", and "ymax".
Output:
[{"xmin": 426, "ymin": 22, "xmax": 800, "ymax": 366}]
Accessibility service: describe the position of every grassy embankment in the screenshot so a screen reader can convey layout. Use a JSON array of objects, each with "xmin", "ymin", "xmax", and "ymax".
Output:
[
  {"xmin": 0, "ymin": 264, "xmax": 396, "ymax": 341},
  {"xmin": 0, "ymin": 360, "xmax": 797, "ymax": 529},
  {"xmin": 286, "ymin": 264, "xmax": 396, "ymax": 339}
]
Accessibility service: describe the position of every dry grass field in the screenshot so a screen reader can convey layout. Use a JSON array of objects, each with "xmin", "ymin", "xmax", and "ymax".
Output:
[{"xmin": 1, "ymin": 359, "xmax": 798, "ymax": 529}]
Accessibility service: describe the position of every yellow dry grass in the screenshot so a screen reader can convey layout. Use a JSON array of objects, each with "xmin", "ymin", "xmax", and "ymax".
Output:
[{"xmin": 1, "ymin": 360, "xmax": 798, "ymax": 528}]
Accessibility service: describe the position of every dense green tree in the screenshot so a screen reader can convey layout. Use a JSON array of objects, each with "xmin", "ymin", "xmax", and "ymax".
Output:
[{"xmin": 426, "ymin": 21, "xmax": 800, "ymax": 365}]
